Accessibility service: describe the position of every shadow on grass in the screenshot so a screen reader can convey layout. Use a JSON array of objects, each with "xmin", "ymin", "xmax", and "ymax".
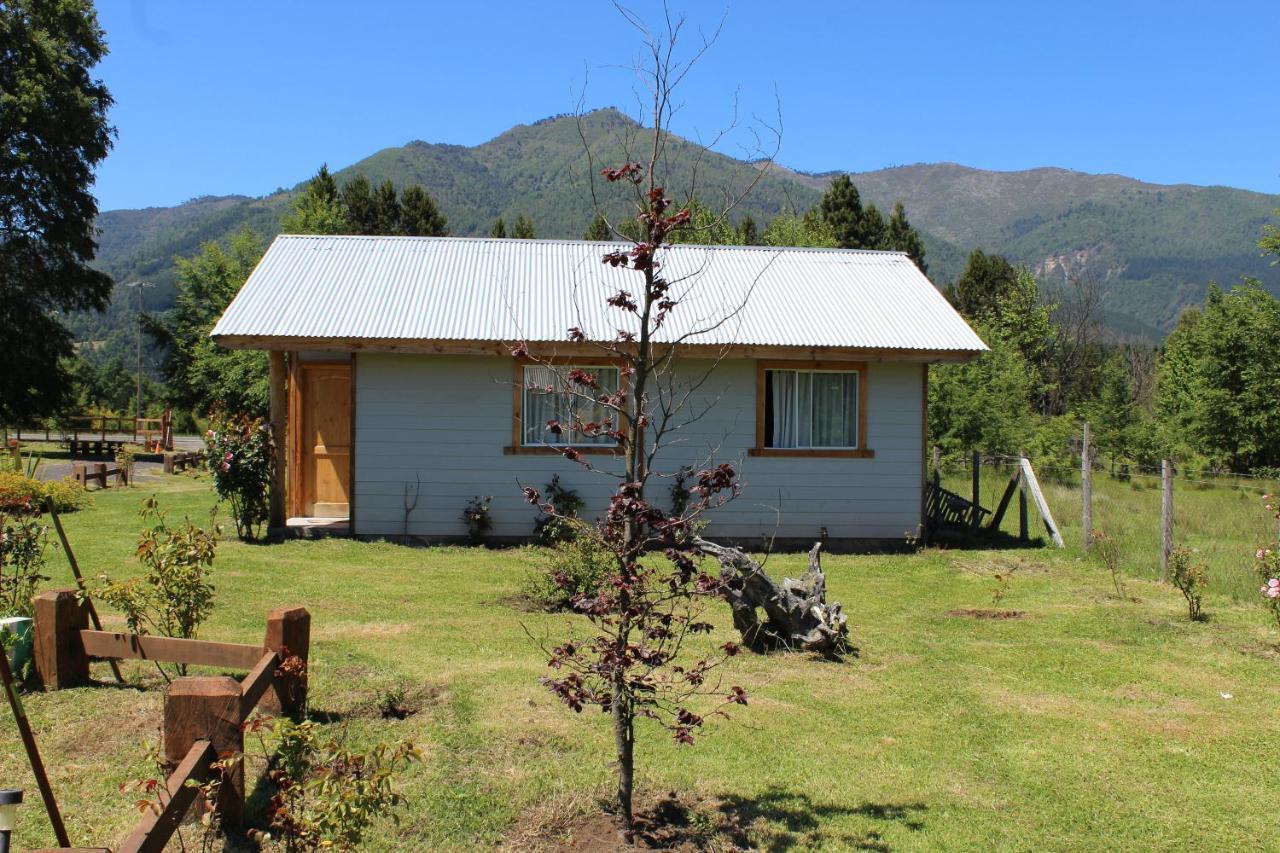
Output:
[{"xmin": 714, "ymin": 785, "xmax": 926, "ymax": 851}]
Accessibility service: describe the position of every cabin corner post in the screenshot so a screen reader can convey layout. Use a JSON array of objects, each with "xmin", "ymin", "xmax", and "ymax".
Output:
[{"xmin": 268, "ymin": 350, "xmax": 288, "ymax": 528}]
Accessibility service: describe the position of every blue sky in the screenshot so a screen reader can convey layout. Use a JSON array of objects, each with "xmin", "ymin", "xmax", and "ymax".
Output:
[{"xmin": 93, "ymin": 0, "xmax": 1278, "ymax": 211}]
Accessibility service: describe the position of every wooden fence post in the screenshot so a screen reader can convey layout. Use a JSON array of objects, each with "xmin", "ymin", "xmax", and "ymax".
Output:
[
  {"xmin": 931, "ymin": 446, "xmax": 941, "ymax": 481},
  {"xmin": 970, "ymin": 450, "xmax": 981, "ymax": 530},
  {"xmin": 33, "ymin": 590, "xmax": 89, "ymax": 689},
  {"xmin": 262, "ymin": 606, "xmax": 310, "ymax": 715},
  {"xmin": 1081, "ymin": 422, "xmax": 1093, "ymax": 550},
  {"xmin": 1160, "ymin": 459, "xmax": 1174, "ymax": 581},
  {"xmin": 1018, "ymin": 455, "xmax": 1029, "ymax": 541},
  {"xmin": 164, "ymin": 677, "xmax": 244, "ymax": 829}
]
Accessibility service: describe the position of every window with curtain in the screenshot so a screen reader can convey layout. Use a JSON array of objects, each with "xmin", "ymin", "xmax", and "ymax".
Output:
[
  {"xmin": 522, "ymin": 365, "xmax": 620, "ymax": 446},
  {"xmin": 764, "ymin": 368, "xmax": 859, "ymax": 448}
]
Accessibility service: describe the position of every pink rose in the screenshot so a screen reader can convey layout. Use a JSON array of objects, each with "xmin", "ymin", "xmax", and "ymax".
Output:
[
  {"xmin": 220, "ymin": 462, "xmax": 230, "ymax": 472},
  {"xmin": 1268, "ymin": 588, "xmax": 1280, "ymax": 599},
  {"xmin": 1269, "ymin": 579, "xmax": 1279, "ymax": 588}
]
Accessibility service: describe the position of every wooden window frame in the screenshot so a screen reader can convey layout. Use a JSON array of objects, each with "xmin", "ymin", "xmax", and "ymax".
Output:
[
  {"xmin": 750, "ymin": 360, "xmax": 874, "ymax": 459},
  {"xmin": 505, "ymin": 358, "xmax": 626, "ymax": 456}
]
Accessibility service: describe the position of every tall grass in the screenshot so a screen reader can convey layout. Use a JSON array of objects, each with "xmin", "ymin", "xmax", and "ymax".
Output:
[{"xmin": 941, "ymin": 460, "xmax": 1280, "ymax": 600}]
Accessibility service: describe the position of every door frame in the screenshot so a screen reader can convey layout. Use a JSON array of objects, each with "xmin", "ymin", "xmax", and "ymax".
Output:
[{"xmin": 287, "ymin": 354, "xmax": 355, "ymax": 520}]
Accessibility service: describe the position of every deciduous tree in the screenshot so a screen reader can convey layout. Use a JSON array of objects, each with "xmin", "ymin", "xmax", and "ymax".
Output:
[
  {"xmin": 531, "ymin": 7, "xmax": 779, "ymax": 837},
  {"xmin": 146, "ymin": 228, "xmax": 268, "ymax": 417}
]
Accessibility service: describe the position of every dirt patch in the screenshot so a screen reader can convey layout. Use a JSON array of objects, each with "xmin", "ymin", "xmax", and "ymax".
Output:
[
  {"xmin": 353, "ymin": 683, "xmax": 447, "ymax": 721},
  {"xmin": 509, "ymin": 792, "xmax": 744, "ymax": 852},
  {"xmin": 947, "ymin": 608, "xmax": 1026, "ymax": 620}
]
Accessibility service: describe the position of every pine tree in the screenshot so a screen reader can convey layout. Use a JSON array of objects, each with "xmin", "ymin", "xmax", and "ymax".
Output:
[
  {"xmin": 885, "ymin": 201, "xmax": 927, "ymax": 273},
  {"xmin": 282, "ymin": 164, "xmax": 346, "ymax": 234},
  {"xmin": 861, "ymin": 203, "xmax": 887, "ymax": 249},
  {"xmin": 512, "ymin": 215, "xmax": 535, "ymax": 239},
  {"xmin": 399, "ymin": 185, "xmax": 447, "ymax": 236},
  {"xmin": 953, "ymin": 249, "xmax": 1021, "ymax": 320},
  {"xmin": 737, "ymin": 215, "xmax": 761, "ymax": 245},
  {"xmin": 584, "ymin": 213, "xmax": 612, "ymax": 241},
  {"xmin": 818, "ymin": 174, "xmax": 870, "ymax": 249},
  {"xmin": 491, "ymin": 218, "xmax": 507, "ymax": 238},
  {"xmin": 339, "ymin": 174, "xmax": 377, "ymax": 234},
  {"xmin": 373, "ymin": 180, "xmax": 401, "ymax": 235}
]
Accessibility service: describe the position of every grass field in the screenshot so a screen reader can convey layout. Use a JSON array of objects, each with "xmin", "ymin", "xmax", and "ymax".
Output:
[{"xmin": 4, "ymin": 474, "xmax": 1280, "ymax": 850}]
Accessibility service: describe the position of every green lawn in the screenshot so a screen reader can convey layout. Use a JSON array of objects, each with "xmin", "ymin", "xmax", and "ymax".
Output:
[{"xmin": 4, "ymin": 475, "xmax": 1280, "ymax": 850}]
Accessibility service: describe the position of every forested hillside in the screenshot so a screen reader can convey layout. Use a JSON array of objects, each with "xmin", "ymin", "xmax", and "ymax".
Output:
[{"xmin": 86, "ymin": 108, "xmax": 1279, "ymax": 349}]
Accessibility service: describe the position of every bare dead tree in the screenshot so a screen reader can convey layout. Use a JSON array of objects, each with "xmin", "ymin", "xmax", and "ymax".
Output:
[{"xmin": 1042, "ymin": 267, "xmax": 1108, "ymax": 416}]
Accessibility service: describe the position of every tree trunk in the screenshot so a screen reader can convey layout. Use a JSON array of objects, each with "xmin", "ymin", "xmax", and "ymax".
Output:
[
  {"xmin": 613, "ymin": 689, "xmax": 634, "ymax": 838},
  {"xmin": 694, "ymin": 539, "xmax": 850, "ymax": 656}
]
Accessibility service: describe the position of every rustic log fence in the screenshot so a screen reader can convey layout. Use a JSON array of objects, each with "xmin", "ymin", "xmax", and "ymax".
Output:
[
  {"xmin": 71, "ymin": 462, "xmax": 128, "ymax": 490},
  {"xmin": 29, "ymin": 591, "xmax": 310, "ymax": 852}
]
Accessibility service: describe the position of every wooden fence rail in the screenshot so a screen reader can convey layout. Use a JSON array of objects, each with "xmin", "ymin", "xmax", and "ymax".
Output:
[
  {"xmin": 30, "ymin": 593, "xmax": 311, "ymax": 851},
  {"xmin": 116, "ymin": 739, "xmax": 216, "ymax": 853}
]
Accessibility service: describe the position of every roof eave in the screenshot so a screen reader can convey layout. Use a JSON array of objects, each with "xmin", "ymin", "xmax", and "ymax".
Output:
[{"xmin": 209, "ymin": 333, "xmax": 987, "ymax": 363}]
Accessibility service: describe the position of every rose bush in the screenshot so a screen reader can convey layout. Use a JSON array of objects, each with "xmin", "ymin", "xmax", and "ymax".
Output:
[{"xmin": 205, "ymin": 410, "xmax": 274, "ymax": 540}]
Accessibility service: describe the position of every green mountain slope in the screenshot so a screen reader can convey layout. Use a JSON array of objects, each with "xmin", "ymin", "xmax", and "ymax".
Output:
[{"xmin": 89, "ymin": 109, "xmax": 1279, "ymax": 345}]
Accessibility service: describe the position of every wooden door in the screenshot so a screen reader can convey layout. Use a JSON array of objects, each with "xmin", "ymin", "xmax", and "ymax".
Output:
[{"xmin": 299, "ymin": 362, "xmax": 351, "ymax": 518}]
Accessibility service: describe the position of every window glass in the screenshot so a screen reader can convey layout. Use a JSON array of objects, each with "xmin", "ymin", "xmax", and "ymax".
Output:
[
  {"xmin": 523, "ymin": 365, "xmax": 619, "ymax": 445},
  {"xmin": 765, "ymin": 369, "xmax": 858, "ymax": 448}
]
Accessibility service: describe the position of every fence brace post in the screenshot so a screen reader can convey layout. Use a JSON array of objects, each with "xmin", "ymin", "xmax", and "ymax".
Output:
[{"xmin": 164, "ymin": 677, "xmax": 244, "ymax": 829}]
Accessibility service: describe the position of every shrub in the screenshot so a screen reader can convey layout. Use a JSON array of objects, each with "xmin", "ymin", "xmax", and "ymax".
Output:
[
  {"xmin": 245, "ymin": 715, "xmax": 421, "ymax": 851},
  {"xmin": 0, "ymin": 471, "xmax": 88, "ymax": 515},
  {"xmin": 524, "ymin": 520, "xmax": 612, "ymax": 610},
  {"xmin": 205, "ymin": 411, "xmax": 274, "ymax": 540},
  {"xmin": 1168, "ymin": 545, "xmax": 1207, "ymax": 621},
  {"xmin": 1257, "ymin": 494, "xmax": 1280, "ymax": 629},
  {"xmin": 115, "ymin": 443, "xmax": 141, "ymax": 485},
  {"xmin": 461, "ymin": 496, "xmax": 492, "ymax": 545},
  {"xmin": 97, "ymin": 497, "xmax": 217, "ymax": 679},
  {"xmin": 0, "ymin": 471, "xmax": 44, "ymax": 514},
  {"xmin": 0, "ymin": 515, "xmax": 49, "ymax": 618},
  {"xmin": 1090, "ymin": 529, "xmax": 1127, "ymax": 599},
  {"xmin": 42, "ymin": 477, "xmax": 90, "ymax": 512},
  {"xmin": 533, "ymin": 475, "xmax": 584, "ymax": 545}
]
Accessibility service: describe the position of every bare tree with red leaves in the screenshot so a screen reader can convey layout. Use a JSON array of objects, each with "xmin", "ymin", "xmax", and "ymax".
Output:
[{"xmin": 512, "ymin": 4, "xmax": 785, "ymax": 839}]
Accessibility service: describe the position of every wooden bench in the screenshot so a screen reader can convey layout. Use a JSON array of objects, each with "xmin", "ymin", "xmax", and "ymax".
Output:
[
  {"xmin": 72, "ymin": 462, "xmax": 127, "ymax": 489},
  {"xmin": 164, "ymin": 450, "xmax": 201, "ymax": 474},
  {"xmin": 68, "ymin": 438, "xmax": 127, "ymax": 457}
]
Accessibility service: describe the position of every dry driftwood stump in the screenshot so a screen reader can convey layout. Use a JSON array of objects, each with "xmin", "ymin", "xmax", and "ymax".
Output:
[{"xmin": 693, "ymin": 539, "xmax": 850, "ymax": 656}]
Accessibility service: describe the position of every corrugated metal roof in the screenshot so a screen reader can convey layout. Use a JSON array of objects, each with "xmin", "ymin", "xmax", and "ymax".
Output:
[{"xmin": 210, "ymin": 235, "xmax": 987, "ymax": 354}]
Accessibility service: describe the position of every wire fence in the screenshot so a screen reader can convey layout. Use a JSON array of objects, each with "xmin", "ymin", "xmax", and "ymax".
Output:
[{"xmin": 933, "ymin": 435, "xmax": 1280, "ymax": 602}]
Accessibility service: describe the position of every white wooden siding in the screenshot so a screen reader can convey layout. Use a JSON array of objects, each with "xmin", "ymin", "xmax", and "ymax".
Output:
[{"xmin": 353, "ymin": 354, "xmax": 923, "ymax": 541}]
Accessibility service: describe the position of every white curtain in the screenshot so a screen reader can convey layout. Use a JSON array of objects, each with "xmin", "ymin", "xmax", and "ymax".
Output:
[
  {"xmin": 771, "ymin": 369, "xmax": 857, "ymax": 448},
  {"xmin": 771, "ymin": 369, "xmax": 798, "ymax": 448},
  {"xmin": 523, "ymin": 365, "xmax": 619, "ymax": 445},
  {"xmin": 523, "ymin": 365, "xmax": 563, "ymax": 444},
  {"xmin": 811, "ymin": 372, "xmax": 856, "ymax": 447}
]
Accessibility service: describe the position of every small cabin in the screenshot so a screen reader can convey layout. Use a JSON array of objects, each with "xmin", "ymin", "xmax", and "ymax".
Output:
[{"xmin": 211, "ymin": 235, "xmax": 986, "ymax": 547}]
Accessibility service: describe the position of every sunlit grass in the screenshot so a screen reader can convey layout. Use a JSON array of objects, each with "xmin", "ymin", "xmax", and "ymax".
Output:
[{"xmin": 4, "ymin": 475, "xmax": 1280, "ymax": 850}]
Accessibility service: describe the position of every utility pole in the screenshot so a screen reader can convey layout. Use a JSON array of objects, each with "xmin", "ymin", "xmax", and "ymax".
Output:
[{"xmin": 123, "ymin": 281, "xmax": 152, "ymax": 432}]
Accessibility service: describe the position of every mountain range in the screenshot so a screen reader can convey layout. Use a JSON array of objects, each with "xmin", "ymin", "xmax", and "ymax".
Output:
[{"xmin": 86, "ymin": 108, "xmax": 1279, "ymax": 347}]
